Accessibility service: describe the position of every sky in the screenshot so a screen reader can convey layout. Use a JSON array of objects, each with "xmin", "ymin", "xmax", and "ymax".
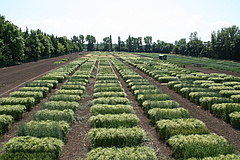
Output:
[{"xmin": 1, "ymin": 0, "xmax": 240, "ymax": 44}]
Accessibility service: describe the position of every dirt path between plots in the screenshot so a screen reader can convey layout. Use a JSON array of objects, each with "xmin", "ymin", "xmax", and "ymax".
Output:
[
  {"xmin": 0, "ymin": 52, "xmax": 85, "ymax": 98},
  {"xmin": 116, "ymin": 57, "xmax": 240, "ymax": 151}
]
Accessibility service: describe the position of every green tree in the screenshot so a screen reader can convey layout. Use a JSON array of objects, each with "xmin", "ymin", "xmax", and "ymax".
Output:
[
  {"xmin": 144, "ymin": 36, "xmax": 152, "ymax": 52},
  {"xmin": 85, "ymin": 35, "xmax": 96, "ymax": 51}
]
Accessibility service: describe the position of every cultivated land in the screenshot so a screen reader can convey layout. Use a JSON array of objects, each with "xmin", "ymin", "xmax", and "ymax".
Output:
[{"xmin": 0, "ymin": 51, "xmax": 240, "ymax": 160}]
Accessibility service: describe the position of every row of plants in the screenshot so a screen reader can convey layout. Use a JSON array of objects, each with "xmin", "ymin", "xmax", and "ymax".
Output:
[
  {"xmin": 87, "ymin": 55, "xmax": 158, "ymax": 160},
  {"xmin": 118, "ymin": 53, "xmax": 240, "ymax": 129},
  {"xmin": 0, "ymin": 56, "xmax": 94, "ymax": 159},
  {"xmin": 112, "ymin": 53, "xmax": 239, "ymax": 159},
  {"xmin": 0, "ymin": 56, "xmax": 88, "ymax": 135}
]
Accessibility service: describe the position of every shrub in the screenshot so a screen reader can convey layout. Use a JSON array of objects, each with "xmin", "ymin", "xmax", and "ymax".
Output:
[
  {"xmin": 65, "ymin": 81, "xmax": 87, "ymax": 86},
  {"xmin": 0, "ymin": 97, "xmax": 35, "ymax": 111},
  {"xmin": 90, "ymin": 113, "xmax": 139, "ymax": 128},
  {"xmin": 158, "ymin": 76, "xmax": 179, "ymax": 83},
  {"xmin": 188, "ymin": 154, "xmax": 240, "ymax": 160},
  {"xmin": 0, "ymin": 114, "xmax": 14, "ymax": 134},
  {"xmin": 0, "ymin": 105, "xmax": 26, "ymax": 120},
  {"xmin": 39, "ymin": 74, "xmax": 65, "ymax": 83},
  {"xmin": 17, "ymin": 120, "xmax": 70, "ymax": 140},
  {"xmin": 142, "ymin": 100, "xmax": 179, "ymax": 111},
  {"xmin": 131, "ymin": 85, "xmax": 156, "ymax": 91},
  {"xmin": 200, "ymin": 82, "xmax": 223, "ymax": 88},
  {"xmin": 34, "ymin": 109, "xmax": 75, "ymax": 123},
  {"xmin": 92, "ymin": 97, "xmax": 130, "ymax": 105},
  {"xmin": 94, "ymin": 83, "xmax": 121, "ymax": 88},
  {"xmin": 3, "ymin": 136, "xmax": 64, "ymax": 158},
  {"xmin": 229, "ymin": 112, "xmax": 240, "ymax": 129},
  {"xmin": 93, "ymin": 92, "xmax": 126, "ymax": 98},
  {"xmin": 209, "ymin": 86, "xmax": 234, "ymax": 92},
  {"xmin": 219, "ymin": 90, "xmax": 240, "ymax": 98},
  {"xmin": 9, "ymin": 91, "xmax": 44, "ymax": 103},
  {"xmin": 133, "ymin": 89, "xmax": 162, "ymax": 97},
  {"xmin": 88, "ymin": 127, "xmax": 147, "ymax": 148},
  {"xmin": 32, "ymin": 80, "xmax": 58, "ymax": 89},
  {"xmin": 94, "ymin": 87, "xmax": 124, "ymax": 92},
  {"xmin": 90, "ymin": 104, "xmax": 133, "ymax": 115},
  {"xmin": 148, "ymin": 108, "xmax": 191, "ymax": 123},
  {"xmin": 189, "ymin": 92, "xmax": 218, "ymax": 104},
  {"xmin": 199, "ymin": 97, "xmax": 233, "ymax": 110},
  {"xmin": 87, "ymin": 146, "xmax": 158, "ymax": 160},
  {"xmin": 61, "ymin": 85, "xmax": 86, "ymax": 91},
  {"xmin": 25, "ymin": 82, "xmax": 53, "ymax": 90},
  {"xmin": 167, "ymin": 134, "xmax": 236, "ymax": 159},
  {"xmin": 168, "ymin": 81, "xmax": 181, "ymax": 90},
  {"xmin": 179, "ymin": 88, "xmax": 208, "ymax": 99},
  {"xmin": 156, "ymin": 118, "xmax": 210, "ymax": 139},
  {"xmin": 42, "ymin": 101, "xmax": 79, "ymax": 112},
  {"xmin": 211, "ymin": 103, "xmax": 240, "ymax": 122},
  {"xmin": 137, "ymin": 94, "xmax": 170, "ymax": 104},
  {"xmin": 0, "ymin": 152, "xmax": 56, "ymax": 160},
  {"xmin": 223, "ymin": 82, "xmax": 240, "ymax": 87},
  {"xmin": 233, "ymin": 85, "xmax": 240, "ymax": 90},
  {"xmin": 55, "ymin": 89, "xmax": 84, "ymax": 96},
  {"xmin": 231, "ymin": 95, "xmax": 240, "ymax": 103},
  {"xmin": 49, "ymin": 94, "xmax": 81, "ymax": 102},
  {"xmin": 18, "ymin": 87, "xmax": 49, "ymax": 97},
  {"xmin": 207, "ymin": 77, "xmax": 224, "ymax": 83}
]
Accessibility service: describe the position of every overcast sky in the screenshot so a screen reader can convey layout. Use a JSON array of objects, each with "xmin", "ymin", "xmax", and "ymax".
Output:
[{"xmin": 1, "ymin": 0, "xmax": 240, "ymax": 43}]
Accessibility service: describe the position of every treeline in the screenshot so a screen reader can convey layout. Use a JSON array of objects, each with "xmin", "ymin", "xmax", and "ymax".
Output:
[
  {"xmin": 172, "ymin": 25, "xmax": 240, "ymax": 61},
  {"xmin": 0, "ymin": 15, "xmax": 84, "ymax": 66},
  {"xmin": 1, "ymin": 14, "xmax": 240, "ymax": 67}
]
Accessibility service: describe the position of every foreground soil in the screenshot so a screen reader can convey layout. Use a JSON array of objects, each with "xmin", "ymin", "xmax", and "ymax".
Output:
[{"xmin": 0, "ymin": 53, "xmax": 240, "ymax": 159}]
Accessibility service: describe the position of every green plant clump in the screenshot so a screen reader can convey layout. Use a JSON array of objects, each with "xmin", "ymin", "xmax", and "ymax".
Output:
[{"xmin": 90, "ymin": 104, "xmax": 133, "ymax": 115}]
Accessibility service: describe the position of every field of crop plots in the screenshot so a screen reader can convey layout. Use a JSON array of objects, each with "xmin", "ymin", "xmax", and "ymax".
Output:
[{"xmin": 0, "ymin": 51, "xmax": 240, "ymax": 160}]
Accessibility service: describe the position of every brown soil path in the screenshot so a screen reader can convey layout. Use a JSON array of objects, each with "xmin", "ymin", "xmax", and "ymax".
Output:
[
  {"xmin": 116, "ymin": 57, "xmax": 240, "ymax": 151},
  {"xmin": 59, "ymin": 61, "xmax": 98, "ymax": 160},
  {"xmin": 0, "ymin": 52, "xmax": 84, "ymax": 98}
]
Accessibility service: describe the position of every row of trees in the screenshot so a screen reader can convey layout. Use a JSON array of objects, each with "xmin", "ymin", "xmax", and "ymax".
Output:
[
  {"xmin": 171, "ymin": 25, "xmax": 240, "ymax": 61},
  {"xmin": 0, "ymin": 15, "xmax": 85, "ymax": 66},
  {"xmin": 1, "ymin": 14, "xmax": 240, "ymax": 67}
]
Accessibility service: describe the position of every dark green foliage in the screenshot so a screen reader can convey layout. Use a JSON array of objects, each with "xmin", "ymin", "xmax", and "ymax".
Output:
[
  {"xmin": 34, "ymin": 109, "xmax": 75, "ymax": 123},
  {"xmin": 89, "ymin": 113, "xmax": 139, "ymax": 128},
  {"xmin": 0, "ymin": 152, "xmax": 56, "ymax": 160},
  {"xmin": 87, "ymin": 146, "xmax": 158, "ymax": 160},
  {"xmin": 0, "ymin": 97, "xmax": 35, "ymax": 111},
  {"xmin": 17, "ymin": 120, "xmax": 70, "ymax": 140},
  {"xmin": 90, "ymin": 104, "xmax": 133, "ymax": 115},
  {"xmin": 0, "ymin": 105, "xmax": 26, "ymax": 120},
  {"xmin": 42, "ymin": 101, "xmax": 79, "ymax": 112},
  {"xmin": 49, "ymin": 94, "xmax": 81, "ymax": 102},
  {"xmin": 0, "ymin": 114, "xmax": 14, "ymax": 134},
  {"xmin": 142, "ymin": 100, "xmax": 179, "ymax": 111},
  {"xmin": 88, "ymin": 127, "xmax": 147, "ymax": 148}
]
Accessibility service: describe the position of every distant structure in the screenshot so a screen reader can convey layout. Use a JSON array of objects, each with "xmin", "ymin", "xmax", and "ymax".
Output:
[{"xmin": 159, "ymin": 54, "xmax": 167, "ymax": 60}]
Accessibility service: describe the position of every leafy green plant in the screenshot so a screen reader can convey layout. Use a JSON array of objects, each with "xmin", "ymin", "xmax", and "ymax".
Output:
[
  {"xmin": 199, "ymin": 97, "xmax": 233, "ymax": 110},
  {"xmin": 0, "ymin": 114, "xmax": 14, "ymax": 134},
  {"xmin": 148, "ymin": 108, "xmax": 191, "ymax": 123},
  {"xmin": 0, "ymin": 105, "xmax": 26, "ymax": 120},
  {"xmin": 34, "ymin": 109, "xmax": 75, "ymax": 123},
  {"xmin": 90, "ymin": 104, "xmax": 133, "ymax": 115},
  {"xmin": 142, "ymin": 100, "xmax": 179, "ymax": 111},
  {"xmin": 49, "ymin": 94, "xmax": 81, "ymax": 102},
  {"xmin": 158, "ymin": 76, "xmax": 179, "ymax": 83},
  {"xmin": 88, "ymin": 127, "xmax": 147, "ymax": 148},
  {"xmin": 133, "ymin": 89, "xmax": 162, "ymax": 97},
  {"xmin": 94, "ymin": 87, "xmax": 124, "ymax": 92},
  {"xmin": 0, "ymin": 152, "xmax": 56, "ymax": 160},
  {"xmin": 31, "ymin": 80, "xmax": 58, "ymax": 89},
  {"xmin": 87, "ymin": 146, "xmax": 158, "ymax": 160},
  {"xmin": 0, "ymin": 97, "xmax": 35, "ymax": 111},
  {"xmin": 3, "ymin": 136, "xmax": 64, "ymax": 158},
  {"xmin": 167, "ymin": 133, "xmax": 236, "ymax": 159},
  {"xmin": 92, "ymin": 97, "xmax": 130, "ymax": 105},
  {"xmin": 211, "ymin": 103, "xmax": 240, "ymax": 122},
  {"xmin": 219, "ymin": 90, "xmax": 240, "ymax": 98},
  {"xmin": 42, "ymin": 101, "xmax": 79, "ymax": 112},
  {"xmin": 9, "ymin": 91, "xmax": 44, "ymax": 103},
  {"xmin": 231, "ymin": 94, "xmax": 240, "ymax": 103},
  {"xmin": 17, "ymin": 120, "xmax": 70, "ymax": 140},
  {"xmin": 18, "ymin": 87, "xmax": 49, "ymax": 97},
  {"xmin": 55, "ymin": 89, "xmax": 84, "ymax": 96},
  {"xmin": 93, "ymin": 92, "xmax": 126, "ymax": 98},
  {"xmin": 137, "ymin": 94, "xmax": 170, "ymax": 104},
  {"xmin": 61, "ymin": 84, "xmax": 86, "ymax": 91},
  {"xmin": 188, "ymin": 154, "xmax": 240, "ymax": 160},
  {"xmin": 189, "ymin": 92, "xmax": 218, "ymax": 104},
  {"xmin": 229, "ymin": 112, "xmax": 240, "ymax": 128},
  {"xmin": 90, "ymin": 113, "xmax": 139, "ymax": 128},
  {"xmin": 156, "ymin": 118, "xmax": 210, "ymax": 139}
]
